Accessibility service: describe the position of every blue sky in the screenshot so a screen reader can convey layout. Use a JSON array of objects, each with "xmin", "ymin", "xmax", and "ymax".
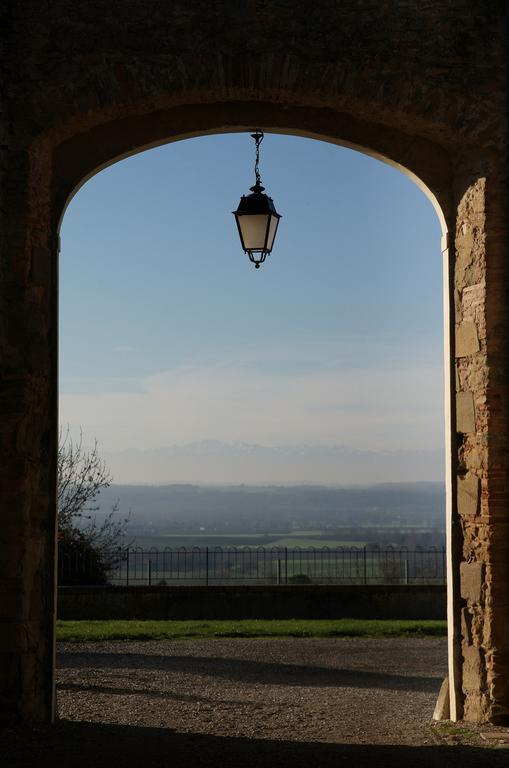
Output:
[{"xmin": 59, "ymin": 132, "xmax": 445, "ymax": 484}]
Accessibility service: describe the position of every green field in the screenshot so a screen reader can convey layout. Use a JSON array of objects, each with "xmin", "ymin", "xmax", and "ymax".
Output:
[
  {"xmin": 57, "ymin": 618, "xmax": 447, "ymax": 642},
  {"xmin": 268, "ymin": 537, "xmax": 367, "ymax": 548},
  {"xmin": 131, "ymin": 531, "xmax": 368, "ymax": 550}
]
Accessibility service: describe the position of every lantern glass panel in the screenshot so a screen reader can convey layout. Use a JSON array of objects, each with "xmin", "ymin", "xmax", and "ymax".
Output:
[
  {"xmin": 266, "ymin": 214, "xmax": 280, "ymax": 251},
  {"xmin": 238, "ymin": 214, "xmax": 270, "ymax": 251}
]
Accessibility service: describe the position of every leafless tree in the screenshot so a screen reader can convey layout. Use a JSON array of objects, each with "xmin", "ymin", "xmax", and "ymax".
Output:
[
  {"xmin": 58, "ymin": 427, "xmax": 112, "ymax": 529},
  {"xmin": 58, "ymin": 428, "xmax": 130, "ymax": 573}
]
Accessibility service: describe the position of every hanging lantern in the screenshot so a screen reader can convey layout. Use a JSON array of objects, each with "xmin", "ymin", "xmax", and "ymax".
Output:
[{"xmin": 233, "ymin": 130, "xmax": 282, "ymax": 269}]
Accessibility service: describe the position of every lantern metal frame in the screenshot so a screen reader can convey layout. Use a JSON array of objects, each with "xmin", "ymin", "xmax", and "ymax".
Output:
[{"xmin": 233, "ymin": 130, "xmax": 282, "ymax": 269}]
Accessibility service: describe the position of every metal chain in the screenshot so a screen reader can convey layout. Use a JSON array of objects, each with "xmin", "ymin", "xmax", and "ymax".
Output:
[{"xmin": 252, "ymin": 129, "xmax": 264, "ymax": 186}]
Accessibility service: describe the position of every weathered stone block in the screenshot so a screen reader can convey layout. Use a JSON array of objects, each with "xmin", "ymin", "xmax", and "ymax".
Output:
[
  {"xmin": 462, "ymin": 644, "xmax": 483, "ymax": 692},
  {"xmin": 464, "ymin": 444, "xmax": 484, "ymax": 471},
  {"xmin": 456, "ymin": 391, "xmax": 476, "ymax": 434},
  {"xmin": 458, "ymin": 473, "xmax": 480, "ymax": 518},
  {"xmin": 456, "ymin": 321, "xmax": 480, "ymax": 357},
  {"xmin": 433, "ymin": 676, "xmax": 450, "ymax": 720},
  {"xmin": 461, "ymin": 561, "xmax": 484, "ymax": 604},
  {"xmin": 461, "ymin": 607, "xmax": 473, "ymax": 645},
  {"xmin": 463, "ymin": 692, "xmax": 490, "ymax": 723}
]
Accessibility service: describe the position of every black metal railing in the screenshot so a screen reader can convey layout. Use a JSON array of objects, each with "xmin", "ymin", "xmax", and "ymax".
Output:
[{"xmin": 58, "ymin": 545, "xmax": 447, "ymax": 587}]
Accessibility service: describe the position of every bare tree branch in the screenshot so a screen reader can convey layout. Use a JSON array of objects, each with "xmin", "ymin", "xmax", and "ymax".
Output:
[
  {"xmin": 58, "ymin": 427, "xmax": 130, "ymax": 578},
  {"xmin": 58, "ymin": 426, "xmax": 113, "ymax": 528}
]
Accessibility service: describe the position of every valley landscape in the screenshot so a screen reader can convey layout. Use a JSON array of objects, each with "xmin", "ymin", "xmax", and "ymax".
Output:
[{"xmin": 95, "ymin": 481, "xmax": 446, "ymax": 550}]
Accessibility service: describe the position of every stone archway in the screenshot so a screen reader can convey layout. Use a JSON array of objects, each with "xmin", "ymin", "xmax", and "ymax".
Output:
[{"xmin": 0, "ymin": 1, "xmax": 507, "ymax": 725}]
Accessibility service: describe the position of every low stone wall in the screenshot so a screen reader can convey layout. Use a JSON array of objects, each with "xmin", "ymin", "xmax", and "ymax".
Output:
[{"xmin": 58, "ymin": 585, "xmax": 446, "ymax": 621}]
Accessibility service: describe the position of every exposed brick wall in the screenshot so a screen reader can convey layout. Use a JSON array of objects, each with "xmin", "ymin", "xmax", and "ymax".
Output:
[
  {"xmin": 0, "ymin": 0, "xmax": 507, "ymax": 724},
  {"xmin": 452, "ymin": 156, "xmax": 509, "ymax": 722}
]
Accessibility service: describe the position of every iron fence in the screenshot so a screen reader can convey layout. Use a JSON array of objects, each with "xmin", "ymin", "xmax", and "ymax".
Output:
[{"xmin": 58, "ymin": 545, "xmax": 447, "ymax": 587}]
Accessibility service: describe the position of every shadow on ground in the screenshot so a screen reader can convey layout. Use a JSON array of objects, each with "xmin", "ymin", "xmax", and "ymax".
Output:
[
  {"xmin": 1, "ymin": 720, "xmax": 508, "ymax": 768},
  {"xmin": 58, "ymin": 651, "xmax": 441, "ymax": 692}
]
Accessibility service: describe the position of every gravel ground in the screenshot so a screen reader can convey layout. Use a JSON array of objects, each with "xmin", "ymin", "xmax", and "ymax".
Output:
[
  {"xmin": 57, "ymin": 637, "xmax": 447, "ymax": 743},
  {"xmin": 1, "ymin": 637, "xmax": 508, "ymax": 767}
]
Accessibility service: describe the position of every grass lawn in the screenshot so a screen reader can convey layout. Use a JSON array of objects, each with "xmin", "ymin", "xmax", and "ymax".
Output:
[{"xmin": 57, "ymin": 618, "xmax": 447, "ymax": 643}]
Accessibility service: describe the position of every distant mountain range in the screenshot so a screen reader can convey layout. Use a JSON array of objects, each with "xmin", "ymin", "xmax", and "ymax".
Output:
[{"xmin": 103, "ymin": 439, "xmax": 444, "ymax": 485}]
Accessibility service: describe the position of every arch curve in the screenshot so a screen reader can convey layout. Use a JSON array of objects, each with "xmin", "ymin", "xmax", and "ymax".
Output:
[{"xmin": 53, "ymin": 100, "xmax": 451, "ymax": 237}]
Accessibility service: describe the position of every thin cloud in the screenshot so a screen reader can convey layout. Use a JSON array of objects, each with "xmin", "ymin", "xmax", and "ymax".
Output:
[{"xmin": 59, "ymin": 361, "xmax": 445, "ymax": 465}]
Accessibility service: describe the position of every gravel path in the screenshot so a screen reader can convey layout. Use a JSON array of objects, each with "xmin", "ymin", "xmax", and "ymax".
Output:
[
  {"xmin": 2, "ymin": 638, "xmax": 508, "ymax": 767},
  {"xmin": 57, "ymin": 637, "xmax": 447, "ymax": 744}
]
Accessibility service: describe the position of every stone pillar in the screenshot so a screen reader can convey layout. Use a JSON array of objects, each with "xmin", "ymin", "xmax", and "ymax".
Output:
[
  {"xmin": 483, "ymin": 157, "xmax": 509, "ymax": 724},
  {"xmin": 453, "ymin": 162, "xmax": 509, "ymax": 723},
  {"xmin": 0, "ymin": 143, "xmax": 57, "ymax": 722}
]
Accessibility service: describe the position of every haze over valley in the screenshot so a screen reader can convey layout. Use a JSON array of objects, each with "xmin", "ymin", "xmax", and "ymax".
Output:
[
  {"xmin": 102, "ymin": 440, "xmax": 444, "ymax": 486},
  {"xmin": 96, "ymin": 481, "xmax": 446, "ymax": 550}
]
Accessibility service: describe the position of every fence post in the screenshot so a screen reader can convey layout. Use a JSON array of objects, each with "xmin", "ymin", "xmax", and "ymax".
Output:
[
  {"xmin": 277, "ymin": 559, "xmax": 281, "ymax": 585},
  {"xmin": 284, "ymin": 547, "xmax": 288, "ymax": 584},
  {"xmin": 148, "ymin": 558, "xmax": 152, "ymax": 586},
  {"xmin": 126, "ymin": 548, "xmax": 129, "ymax": 587},
  {"xmin": 205, "ymin": 546, "xmax": 209, "ymax": 586},
  {"xmin": 363, "ymin": 546, "xmax": 367, "ymax": 585},
  {"xmin": 404, "ymin": 559, "xmax": 409, "ymax": 585}
]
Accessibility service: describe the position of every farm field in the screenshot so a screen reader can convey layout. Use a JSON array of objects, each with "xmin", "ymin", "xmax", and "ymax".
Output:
[{"xmin": 131, "ymin": 531, "xmax": 368, "ymax": 550}]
